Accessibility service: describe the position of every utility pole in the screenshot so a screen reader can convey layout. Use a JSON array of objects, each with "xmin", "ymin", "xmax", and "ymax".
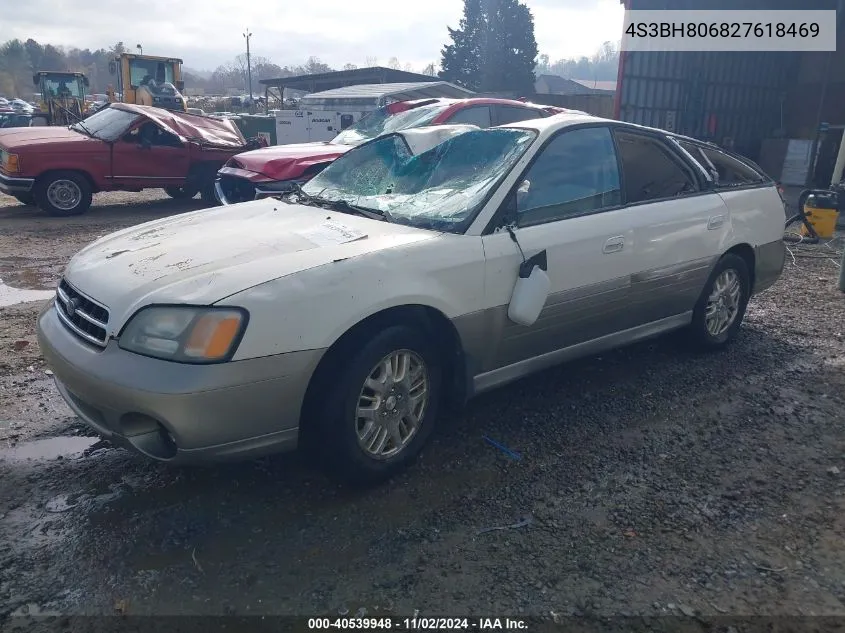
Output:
[
  {"xmin": 243, "ymin": 29, "xmax": 253, "ymax": 104},
  {"xmin": 136, "ymin": 44, "xmax": 142, "ymax": 55}
]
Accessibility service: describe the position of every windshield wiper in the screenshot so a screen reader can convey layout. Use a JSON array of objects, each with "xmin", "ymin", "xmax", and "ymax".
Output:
[
  {"xmin": 284, "ymin": 184, "xmax": 393, "ymax": 222},
  {"xmin": 70, "ymin": 121, "xmax": 96, "ymax": 139},
  {"xmin": 327, "ymin": 200, "xmax": 393, "ymax": 222},
  {"xmin": 320, "ymin": 198, "xmax": 394, "ymax": 223}
]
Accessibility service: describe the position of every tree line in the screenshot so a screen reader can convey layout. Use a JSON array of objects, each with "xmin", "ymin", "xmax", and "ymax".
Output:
[
  {"xmin": 0, "ymin": 38, "xmax": 439, "ymax": 98},
  {"xmin": 0, "ymin": 2, "xmax": 619, "ymax": 100}
]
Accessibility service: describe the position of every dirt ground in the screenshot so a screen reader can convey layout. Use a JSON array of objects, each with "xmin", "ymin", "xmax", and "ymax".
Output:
[{"xmin": 1, "ymin": 190, "xmax": 845, "ymax": 622}]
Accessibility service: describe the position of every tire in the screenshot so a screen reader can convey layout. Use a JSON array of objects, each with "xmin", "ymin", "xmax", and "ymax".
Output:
[
  {"xmin": 13, "ymin": 192, "xmax": 35, "ymax": 206},
  {"xmin": 164, "ymin": 185, "xmax": 198, "ymax": 200},
  {"xmin": 34, "ymin": 171, "xmax": 93, "ymax": 217},
  {"xmin": 315, "ymin": 325, "xmax": 442, "ymax": 485},
  {"xmin": 687, "ymin": 253, "xmax": 751, "ymax": 350},
  {"xmin": 199, "ymin": 173, "xmax": 219, "ymax": 206}
]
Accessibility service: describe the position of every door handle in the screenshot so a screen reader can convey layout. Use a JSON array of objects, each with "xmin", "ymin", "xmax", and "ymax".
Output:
[
  {"xmin": 603, "ymin": 236, "xmax": 625, "ymax": 254},
  {"xmin": 707, "ymin": 214, "xmax": 726, "ymax": 230}
]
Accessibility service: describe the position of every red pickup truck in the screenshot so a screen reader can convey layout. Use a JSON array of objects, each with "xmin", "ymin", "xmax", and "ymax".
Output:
[
  {"xmin": 215, "ymin": 97, "xmax": 578, "ymax": 205},
  {"xmin": 0, "ymin": 103, "xmax": 256, "ymax": 216}
]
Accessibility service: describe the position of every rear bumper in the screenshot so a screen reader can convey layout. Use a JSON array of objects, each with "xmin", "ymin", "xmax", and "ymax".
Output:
[{"xmin": 0, "ymin": 171, "xmax": 35, "ymax": 195}]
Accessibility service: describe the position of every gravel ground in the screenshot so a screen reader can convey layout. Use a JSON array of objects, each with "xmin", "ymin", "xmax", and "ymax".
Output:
[{"xmin": 1, "ymin": 190, "xmax": 845, "ymax": 623}]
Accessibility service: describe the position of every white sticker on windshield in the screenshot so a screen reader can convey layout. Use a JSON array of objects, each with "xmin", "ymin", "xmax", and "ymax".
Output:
[{"xmin": 296, "ymin": 220, "xmax": 368, "ymax": 247}]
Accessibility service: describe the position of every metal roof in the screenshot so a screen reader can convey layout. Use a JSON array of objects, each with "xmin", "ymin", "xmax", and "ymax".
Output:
[
  {"xmin": 259, "ymin": 66, "xmax": 440, "ymax": 91},
  {"xmin": 299, "ymin": 81, "xmax": 474, "ymax": 105}
]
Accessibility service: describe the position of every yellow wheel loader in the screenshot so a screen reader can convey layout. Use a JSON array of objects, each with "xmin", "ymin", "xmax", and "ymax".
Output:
[
  {"xmin": 31, "ymin": 71, "xmax": 89, "ymax": 126},
  {"xmin": 108, "ymin": 53, "xmax": 187, "ymax": 111}
]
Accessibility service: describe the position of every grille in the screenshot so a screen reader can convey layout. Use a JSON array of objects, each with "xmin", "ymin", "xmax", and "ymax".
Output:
[{"xmin": 55, "ymin": 279, "xmax": 110, "ymax": 347}]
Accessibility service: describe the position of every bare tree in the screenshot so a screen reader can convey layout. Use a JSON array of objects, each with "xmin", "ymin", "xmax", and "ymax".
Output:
[
  {"xmin": 387, "ymin": 57, "xmax": 401, "ymax": 70},
  {"xmin": 342, "ymin": 63, "xmax": 358, "ymax": 71},
  {"xmin": 365, "ymin": 56, "xmax": 379, "ymax": 67},
  {"xmin": 421, "ymin": 62, "xmax": 438, "ymax": 77},
  {"xmin": 403, "ymin": 63, "xmax": 414, "ymax": 73}
]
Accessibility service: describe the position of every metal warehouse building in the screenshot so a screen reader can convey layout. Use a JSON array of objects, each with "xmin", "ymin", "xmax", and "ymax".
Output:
[{"xmin": 616, "ymin": 0, "xmax": 845, "ymax": 186}]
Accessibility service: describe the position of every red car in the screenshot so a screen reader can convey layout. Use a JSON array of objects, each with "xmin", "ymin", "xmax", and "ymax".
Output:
[
  {"xmin": 0, "ymin": 103, "xmax": 257, "ymax": 216},
  {"xmin": 214, "ymin": 98, "xmax": 577, "ymax": 205}
]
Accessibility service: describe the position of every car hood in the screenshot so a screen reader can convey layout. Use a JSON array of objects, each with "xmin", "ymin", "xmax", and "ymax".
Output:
[
  {"xmin": 64, "ymin": 198, "xmax": 439, "ymax": 334},
  {"xmin": 233, "ymin": 141, "xmax": 352, "ymax": 181},
  {"xmin": 0, "ymin": 126, "xmax": 94, "ymax": 150}
]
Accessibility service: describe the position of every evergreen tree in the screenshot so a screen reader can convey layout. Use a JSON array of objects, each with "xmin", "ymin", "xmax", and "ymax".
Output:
[
  {"xmin": 439, "ymin": 0, "xmax": 483, "ymax": 90},
  {"xmin": 439, "ymin": 0, "xmax": 538, "ymax": 94}
]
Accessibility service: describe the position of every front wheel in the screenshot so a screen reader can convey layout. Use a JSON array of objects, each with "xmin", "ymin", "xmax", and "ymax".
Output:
[
  {"xmin": 164, "ymin": 185, "xmax": 198, "ymax": 200},
  {"xmin": 34, "ymin": 171, "xmax": 93, "ymax": 217},
  {"xmin": 316, "ymin": 325, "xmax": 442, "ymax": 485},
  {"xmin": 687, "ymin": 253, "xmax": 751, "ymax": 349}
]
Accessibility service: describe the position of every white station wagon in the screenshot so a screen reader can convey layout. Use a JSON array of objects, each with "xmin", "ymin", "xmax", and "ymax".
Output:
[{"xmin": 37, "ymin": 113, "xmax": 786, "ymax": 483}]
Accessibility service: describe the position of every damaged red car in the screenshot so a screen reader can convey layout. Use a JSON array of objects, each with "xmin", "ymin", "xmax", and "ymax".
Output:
[
  {"xmin": 214, "ymin": 97, "xmax": 576, "ymax": 205},
  {"xmin": 0, "ymin": 103, "xmax": 260, "ymax": 216}
]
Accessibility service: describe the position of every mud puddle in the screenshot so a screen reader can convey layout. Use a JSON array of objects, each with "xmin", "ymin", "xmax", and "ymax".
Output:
[
  {"xmin": 0, "ymin": 278, "xmax": 53, "ymax": 308},
  {"xmin": 0, "ymin": 436, "xmax": 100, "ymax": 462}
]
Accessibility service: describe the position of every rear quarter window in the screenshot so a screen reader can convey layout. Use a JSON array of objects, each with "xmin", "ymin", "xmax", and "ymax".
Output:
[{"xmin": 677, "ymin": 140, "xmax": 767, "ymax": 188}]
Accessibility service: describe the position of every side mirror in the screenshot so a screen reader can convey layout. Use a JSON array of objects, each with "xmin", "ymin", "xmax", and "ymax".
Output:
[
  {"xmin": 32, "ymin": 74, "xmax": 39, "ymax": 87},
  {"xmin": 175, "ymin": 80, "xmax": 185, "ymax": 92},
  {"xmin": 83, "ymin": 77, "xmax": 90, "ymax": 87},
  {"xmin": 507, "ymin": 249, "xmax": 550, "ymax": 327},
  {"xmin": 108, "ymin": 61, "xmax": 117, "ymax": 75}
]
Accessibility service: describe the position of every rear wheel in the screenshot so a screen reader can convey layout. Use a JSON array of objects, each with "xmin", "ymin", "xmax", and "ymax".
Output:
[
  {"xmin": 34, "ymin": 171, "xmax": 92, "ymax": 217},
  {"xmin": 687, "ymin": 253, "xmax": 751, "ymax": 349},
  {"xmin": 164, "ymin": 185, "xmax": 198, "ymax": 200},
  {"xmin": 12, "ymin": 192, "xmax": 35, "ymax": 206},
  {"xmin": 314, "ymin": 325, "xmax": 441, "ymax": 485},
  {"xmin": 199, "ymin": 177, "xmax": 218, "ymax": 205}
]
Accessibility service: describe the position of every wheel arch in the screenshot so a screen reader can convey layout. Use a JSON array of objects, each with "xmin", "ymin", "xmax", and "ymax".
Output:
[
  {"xmin": 187, "ymin": 160, "xmax": 225, "ymax": 181},
  {"xmin": 724, "ymin": 242, "xmax": 756, "ymax": 290},
  {"xmin": 35, "ymin": 168, "xmax": 99, "ymax": 194},
  {"xmin": 300, "ymin": 303, "xmax": 469, "ymax": 434}
]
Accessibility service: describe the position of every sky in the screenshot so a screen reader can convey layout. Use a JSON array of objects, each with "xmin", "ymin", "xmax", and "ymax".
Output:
[{"xmin": 2, "ymin": 0, "xmax": 625, "ymax": 72}]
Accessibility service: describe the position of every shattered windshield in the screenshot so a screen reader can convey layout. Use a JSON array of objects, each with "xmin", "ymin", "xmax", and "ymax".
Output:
[
  {"xmin": 330, "ymin": 103, "xmax": 450, "ymax": 147},
  {"xmin": 302, "ymin": 127, "xmax": 536, "ymax": 233},
  {"xmin": 70, "ymin": 106, "xmax": 140, "ymax": 141}
]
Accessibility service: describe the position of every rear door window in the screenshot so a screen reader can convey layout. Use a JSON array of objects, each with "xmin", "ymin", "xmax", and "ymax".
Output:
[
  {"xmin": 445, "ymin": 105, "xmax": 492, "ymax": 128},
  {"xmin": 678, "ymin": 140, "xmax": 766, "ymax": 187},
  {"xmin": 613, "ymin": 131, "xmax": 699, "ymax": 204},
  {"xmin": 494, "ymin": 105, "xmax": 546, "ymax": 125}
]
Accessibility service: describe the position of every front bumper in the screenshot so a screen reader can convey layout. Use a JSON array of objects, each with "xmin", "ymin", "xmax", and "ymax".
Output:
[
  {"xmin": 0, "ymin": 171, "xmax": 35, "ymax": 195},
  {"xmin": 215, "ymin": 167, "xmax": 304, "ymax": 205},
  {"xmin": 37, "ymin": 301, "xmax": 326, "ymax": 463}
]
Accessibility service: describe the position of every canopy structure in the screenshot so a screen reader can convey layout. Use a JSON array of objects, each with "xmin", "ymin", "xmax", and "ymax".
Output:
[
  {"xmin": 299, "ymin": 82, "xmax": 475, "ymax": 109},
  {"xmin": 258, "ymin": 66, "xmax": 472, "ymax": 107}
]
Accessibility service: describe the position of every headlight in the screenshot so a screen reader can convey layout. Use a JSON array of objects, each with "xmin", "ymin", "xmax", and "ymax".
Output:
[
  {"xmin": 118, "ymin": 306, "xmax": 248, "ymax": 363},
  {"xmin": 1, "ymin": 150, "xmax": 20, "ymax": 173}
]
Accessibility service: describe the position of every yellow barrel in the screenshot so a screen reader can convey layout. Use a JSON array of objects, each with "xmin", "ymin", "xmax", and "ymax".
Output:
[{"xmin": 801, "ymin": 199, "xmax": 840, "ymax": 239}]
